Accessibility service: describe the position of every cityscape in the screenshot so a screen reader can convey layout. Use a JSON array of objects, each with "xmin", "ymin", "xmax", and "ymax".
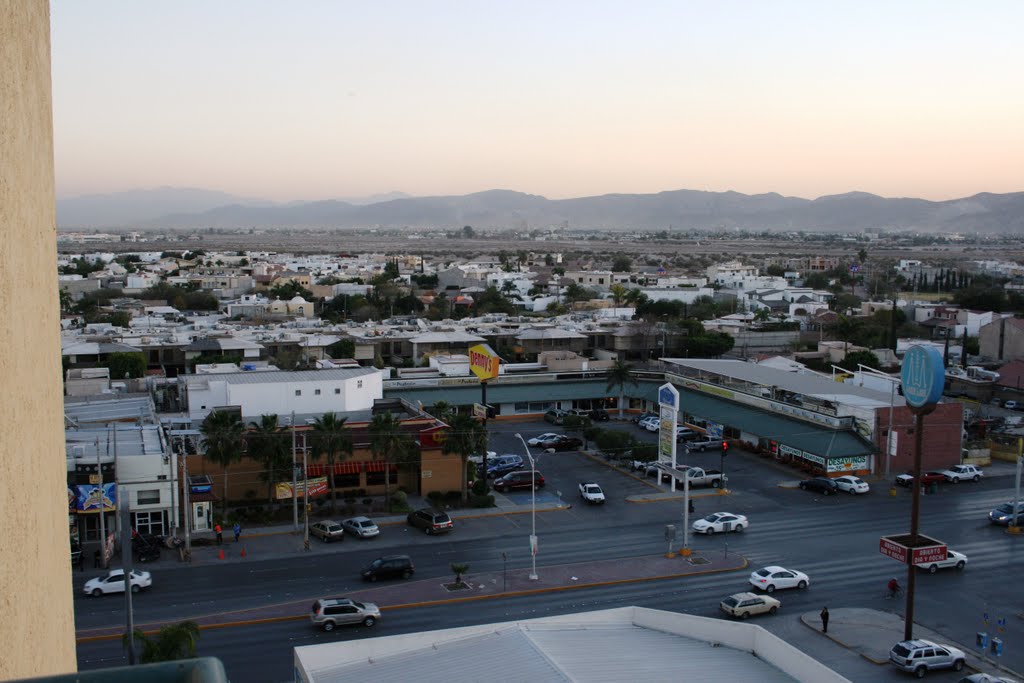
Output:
[{"xmin": 5, "ymin": 2, "xmax": 1024, "ymax": 683}]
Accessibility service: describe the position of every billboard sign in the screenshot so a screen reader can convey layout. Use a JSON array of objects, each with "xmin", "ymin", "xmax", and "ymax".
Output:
[
  {"xmin": 879, "ymin": 537, "xmax": 908, "ymax": 563},
  {"xmin": 73, "ymin": 483, "xmax": 117, "ymax": 512},
  {"xmin": 275, "ymin": 476, "xmax": 329, "ymax": 500},
  {"xmin": 469, "ymin": 344, "xmax": 500, "ymax": 381},
  {"xmin": 879, "ymin": 533, "xmax": 946, "ymax": 565},
  {"xmin": 901, "ymin": 345, "xmax": 944, "ymax": 409},
  {"xmin": 658, "ymin": 383, "xmax": 679, "ymax": 468}
]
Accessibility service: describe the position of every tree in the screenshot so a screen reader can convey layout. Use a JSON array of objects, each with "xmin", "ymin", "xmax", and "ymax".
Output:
[
  {"xmin": 462, "ymin": 225, "xmax": 476, "ymax": 239},
  {"xmin": 450, "ymin": 562, "xmax": 469, "ymax": 587},
  {"xmin": 105, "ymin": 351, "xmax": 146, "ymax": 379},
  {"xmin": 369, "ymin": 412, "xmax": 418, "ymax": 512},
  {"xmin": 442, "ymin": 413, "xmax": 487, "ymax": 502},
  {"xmin": 611, "ymin": 255, "xmax": 632, "ymax": 272},
  {"xmin": 609, "ymin": 283, "xmax": 628, "ymax": 307},
  {"xmin": 427, "ymin": 401, "xmax": 454, "ymax": 421},
  {"xmin": 199, "ymin": 410, "xmax": 245, "ymax": 518},
  {"xmin": 803, "ymin": 272, "xmax": 830, "ymax": 289},
  {"xmin": 606, "ymin": 359, "xmax": 637, "ymax": 419},
  {"xmin": 753, "ymin": 308, "xmax": 771, "ymax": 323},
  {"xmin": 246, "ymin": 415, "xmax": 291, "ymax": 503},
  {"xmin": 857, "ymin": 248, "xmax": 868, "ymax": 264},
  {"xmin": 840, "ymin": 349, "xmax": 881, "ymax": 372},
  {"xmin": 326, "ymin": 338, "xmax": 355, "ymax": 359},
  {"xmin": 123, "ymin": 620, "xmax": 200, "ymax": 663},
  {"xmin": 269, "ymin": 281, "xmax": 314, "ymax": 301},
  {"xmin": 311, "ymin": 413, "xmax": 352, "ymax": 514}
]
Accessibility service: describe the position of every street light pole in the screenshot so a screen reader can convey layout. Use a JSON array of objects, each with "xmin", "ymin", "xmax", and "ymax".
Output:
[
  {"xmin": 291, "ymin": 412, "xmax": 298, "ymax": 532},
  {"xmin": 515, "ymin": 434, "xmax": 539, "ymax": 581}
]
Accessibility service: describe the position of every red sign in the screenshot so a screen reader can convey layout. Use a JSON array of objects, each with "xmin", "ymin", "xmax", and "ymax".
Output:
[
  {"xmin": 912, "ymin": 544, "xmax": 948, "ymax": 564},
  {"xmin": 879, "ymin": 537, "xmax": 909, "ymax": 563}
]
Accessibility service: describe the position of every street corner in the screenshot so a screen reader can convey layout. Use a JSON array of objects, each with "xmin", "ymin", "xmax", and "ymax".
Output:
[{"xmin": 798, "ymin": 607, "xmax": 902, "ymax": 665}]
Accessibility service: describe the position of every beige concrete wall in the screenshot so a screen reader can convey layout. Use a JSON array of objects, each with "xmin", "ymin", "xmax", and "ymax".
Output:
[{"xmin": 0, "ymin": 0, "xmax": 78, "ymax": 677}]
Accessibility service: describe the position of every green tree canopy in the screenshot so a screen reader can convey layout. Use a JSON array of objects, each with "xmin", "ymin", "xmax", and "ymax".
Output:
[
  {"xmin": 105, "ymin": 352, "xmax": 146, "ymax": 379},
  {"xmin": 311, "ymin": 412, "xmax": 353, "ymax": 514},
  {"xmin": 200, "ymin": 409, "xmax": 245, "ymax": 517}
]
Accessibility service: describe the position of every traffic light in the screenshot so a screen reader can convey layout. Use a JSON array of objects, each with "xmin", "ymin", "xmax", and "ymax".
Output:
[{"xmin": 722, "ymin": 441, "xmax": 729, "ymax": 455}]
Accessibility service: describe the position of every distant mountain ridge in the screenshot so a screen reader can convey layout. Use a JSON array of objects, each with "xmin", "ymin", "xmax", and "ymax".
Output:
[{"xmin": 56, "ymin": 187, "xmax": 1024, "ymax": 233}]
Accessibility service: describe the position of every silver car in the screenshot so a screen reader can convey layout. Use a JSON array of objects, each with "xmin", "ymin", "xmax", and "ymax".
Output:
[
  {"xmin": 309, "ymin": 520, "xmax": 345, "ymax": 543},
  {"xmin": 310, "ymin": 597, "xmax": 380, "ymax": 631},
  {"xmin": 341, "ymin": 516, "xmax": 380, "ymax": 538},
  {"xmin": 889, "ymin": 639, "xmax": 965, "ymax": 678}
]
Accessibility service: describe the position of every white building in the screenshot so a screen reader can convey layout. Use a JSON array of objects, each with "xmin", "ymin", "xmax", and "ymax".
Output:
[{"xmin": 179, "ymin": 367, "xmax": 384, "ymax": 420}]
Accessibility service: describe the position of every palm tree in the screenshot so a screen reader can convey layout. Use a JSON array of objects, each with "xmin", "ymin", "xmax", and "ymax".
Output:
[
  {"xmin": 246, "ymin": 414, "xmax": 291, "ymax": 504},
  {"xmin": 199, "ymin": 409, "xmax": 245, "ymax": 519},
  {"xmin": 369, "ymin": 412, "xmax": 418, "ymax": 512},
  {"xmin": 606, "ymin": 359, "xmax": 637, "ymax": 419},
  {"xmin": 311, "ymin": 412, "xmax": 352, "ymax": 514},
  {"xmin": 427, "ymin": 401, "xmax": 454, "ymax": 421},
  {"xmin": 123, "ymin": 620, "xmax": 200, "ymax": 663},
  {"xmin": 442, "ymin": 412, "xmax": 488, "ymax": 502},
  {"xmin": 610, "ymin": 283, "xmax": 628, "ymax": 307}
]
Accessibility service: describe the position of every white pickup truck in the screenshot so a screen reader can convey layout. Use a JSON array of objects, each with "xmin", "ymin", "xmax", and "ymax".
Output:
[
  {"xmin": 579, "ymin": 483, "xmax": 606, "ymax": 504},
  {"xmin": 683, "ymin": 437, "xmax": 722, "ymax": 452}
]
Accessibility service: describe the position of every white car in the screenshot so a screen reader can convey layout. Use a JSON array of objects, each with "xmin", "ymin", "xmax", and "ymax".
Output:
[
  {"xmin": 915, "ymin": 549, "xmax": 967, "ymax": 573},
  {"xmin": 341, "ymin": 516, "xmax": 380, "ymax": 538},
  {"xmin": 833, "ymin": 475, "xmax": 870, "ymax": 494},
  {"xmin": 749, "ymin": 566, "xmax": 809, "ymax": 593},
  {"xmin": 643, "ymin": 418, "xmax": 662, "ymax": 432},
  {"xmin": 528, "ymin": 434, "xmax": 562, "ymax": 447},
  {"xmin": 466, "ymin": 450, "xmax": 497, "ymax": 465},
  {"xmin": 720, "ymin": 592, "xmax": 780, "ymax": 619},
  {"xmin": 693, "ymin": 512, "xmax": 747, "ymax": 534},
  {"xmin": 942, "ymin": 464, "xmax": 983, "ymax": 483},
  {"xmin": 83, "ymin": 569, "xmax": 152, "ymax": 596}
]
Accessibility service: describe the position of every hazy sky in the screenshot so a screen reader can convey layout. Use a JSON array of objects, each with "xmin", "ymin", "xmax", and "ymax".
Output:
[{"xmin": 51, "ymin": 2, "xmax": 1023, "ymax": 202}]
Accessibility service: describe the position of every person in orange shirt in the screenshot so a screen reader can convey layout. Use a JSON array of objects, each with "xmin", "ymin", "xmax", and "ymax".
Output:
[{"xmin": 215, "ymin": 523, "xmax": 223, "ymax": 545}]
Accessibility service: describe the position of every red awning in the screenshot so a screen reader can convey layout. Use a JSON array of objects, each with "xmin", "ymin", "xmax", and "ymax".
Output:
[
  {"xmin": 307, "ymin": 462, "xmax": 363, "ymax": 477},
  {"xmin": 365, "ymin": 461, "xmax": 397, "ymax": 473}
]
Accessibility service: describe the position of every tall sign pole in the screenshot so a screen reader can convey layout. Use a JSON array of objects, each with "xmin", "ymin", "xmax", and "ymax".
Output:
[
  {"xmin": 899, "ymin": 345, "xmax": 944, "ymax": 641},
  {"xmin": 469, "ymin": 344, "xmax": 500, "ymax": 482}
]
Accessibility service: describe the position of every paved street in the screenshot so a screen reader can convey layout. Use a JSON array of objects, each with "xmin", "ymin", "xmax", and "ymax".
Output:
[{"xmin": 74, "ymin": 420, "xmax": 1024, "ymax": 682}]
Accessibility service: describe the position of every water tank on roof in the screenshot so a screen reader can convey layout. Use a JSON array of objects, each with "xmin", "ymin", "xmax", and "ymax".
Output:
[{"xmin": 242, "ymin": 363, "xmax": 256, "ymax": 371}]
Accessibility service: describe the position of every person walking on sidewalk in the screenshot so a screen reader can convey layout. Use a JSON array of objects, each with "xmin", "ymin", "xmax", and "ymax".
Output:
[
  {"xmin": 820, "ymin": 606, "xmax": 829, "ymax": 633},
  {"xmin": 233, "ymin": 522, "xmax": 241, "ymax": 543},
  {"xmin": 215, "ymin": 523, "xmax": 223, "ymax": 545}
]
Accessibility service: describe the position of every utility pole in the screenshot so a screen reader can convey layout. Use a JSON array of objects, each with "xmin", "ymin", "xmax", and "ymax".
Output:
[
  {"xmin": 181, "ymin": 435, "xmax": 192, "ymax": 562},
  {"xmin": 291, "ymin": 412, "xmax": 298, "ymax": 532},
  {"xmin": 96, "ymin": 437, "xmax": 106, "ymax": 569},
  {"xmin": 119, "ymin": 490, "xmax": 136, "ymax": 665},
  {"xmin": 302, "ymin": 432, "xmax": 310, "ymax": 551}
]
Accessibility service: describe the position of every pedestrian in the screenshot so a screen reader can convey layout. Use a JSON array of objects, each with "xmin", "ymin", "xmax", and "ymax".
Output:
[
  {"xmin": 215, "ymin": 523, "xmax": 223, "ymax": 546},
  {"xmin": 93, "ymin": 549, "xmax": 101, "ymax": 568},
  {"xmin": 688, "ymin": 498, "xmax": 695, "ymax": 514},
  {"xmin": 820, "ymin": 606, "xmax": 829, "ymax": 633},
  {"xmin": 233, "ymin": 522, "xmax": 241, "ymax": 543}
]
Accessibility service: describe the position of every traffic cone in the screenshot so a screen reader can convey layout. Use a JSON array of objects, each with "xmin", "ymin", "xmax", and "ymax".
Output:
[
  {"xmin": 218, "ymin": 548, "xmax": 225, "ymax": 560},
  {"xmin": 240, "ymin": 546, "xmax": 246, "ymax": 558}
]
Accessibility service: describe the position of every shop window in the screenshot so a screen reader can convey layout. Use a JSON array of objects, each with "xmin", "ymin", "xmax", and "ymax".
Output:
[
  {"xmin": 295, "ymin": 390, "xmax": 301, "ymax": 396},
  {"xmin": 335, "ymin": 388, "xmax": 341, "ymax": 394},
  {"xmin": 315, "ymin": 389, "xmax": 321, "ymax": 395},
  {"xmin": 137, "ymin": 489, "xmax": 160, "ymax": 505},
  {"xmin": 366, "ymin": 470, "xmax": 397, "ymax": 486},
  {"xmin": 333, "ymin": 472, "xmax": 360, "ymax": 488}
]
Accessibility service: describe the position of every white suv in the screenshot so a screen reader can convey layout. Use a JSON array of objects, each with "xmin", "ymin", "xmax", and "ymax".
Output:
[
  {"xmin": 942, "ymin": 464, "xmax": 983, "ymax": 483},
  {"xmin": 889, "ymin": 639, "xmax": 965, "ymax": 678}
]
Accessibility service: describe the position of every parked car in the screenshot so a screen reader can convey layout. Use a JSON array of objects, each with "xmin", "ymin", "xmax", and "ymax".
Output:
[
  {"xmin": 685, "ymin": 437, "xmax": 722, "ymax": 452},
  {"xmin": 361, "ymin": 554, "xmax": 415, "ymax": 582},
  {"xmin": 833, "ymin": 475, "xmax": 870, "ymax": 494},
  {"xmin": 643, "ymin": 418, "xmax": 662, "ymax": 432},
  {"xmin": 537, "ymin": 435, "xmax": 584, "ymax": 451},
  {"xmin": 567, "ymin": 408, "xmax": 591, "ymax": 420},
  {"xmin": 589, "ymin": 408, "xmax": 611, "ymax": 422},
  {"xmin": 310, "ymin": 597, "xmax": 380, "ymax": 630},
  {"xmin": 675, "ymin": 427, "xmax": 698, "ymax": 442},
  {"xmin": 989, "ymin": 501, "xmax": 1024, "ymax": 525},
  {"xmin": 942, "ymin": 464, "xmax": 983, "ymax": 483},
  {"xmin": 579, "ymin": 482, "xmax": 605, "ymax": 504},
  {"xmin": 632, "ymin": 411, "xmax": 658, "ymax": 424},
  {"xmin": 748, "ymin": 566, "xmax": 809, "ymax": 593},
  {"xmin": 406, "ymin": 508, "xmax": 454, "ymax": 535},
  {"xmin": 719, "ymin": 592, "xmax": 780, "ymax": 619},
  {"xmin": 528, "ymin": 433, "xmax": 562, "ymax": 446},
  {"xmin": 799, "ymin": 476, "xmax": 839, "ymax": 495},
  {"xmin": 544, "ymin": 408, "xmax": 569, "ymax": 425},
  {"xmin": 889, "ymin": 639, "xmax": 965, "ymax": 678},
  {"xmin": 693, "ymin": 512, "xmax": 747, "ymax": 534},
  {"xmin": 466, "ymin": 450, "xmax": 497, "ymax": 465},
  {"xmin": 341, "ymin": 516, "xmax": 380, "ymax": 538},
  {"xmin": 493, "ymin": 470, "xmax": 545, "ymax": 492},
  {"xmin": 957, "ymin": 674, "xmax": 1020, "ymax": 683},
  {"xmin": 895, "ymin": 471, "xmax": 947, "ymax": 487},
  {"xmin": 83, "ymin": 569, "xmax": 152, "ymax": 597},
  {"xmin": 1005, "ymin": 400, "xmax": 1020, "ymax": 411},
  {"xmin": 479, "ymin": 454, "xmax": 525, "ymax": 478},
  {"xmin": 310, "ymin": 520, "xmax": 346, "ymax": 543},
  {"xmin": 915, "ymin": 548, "xmax": 967, "ymax": 573}
]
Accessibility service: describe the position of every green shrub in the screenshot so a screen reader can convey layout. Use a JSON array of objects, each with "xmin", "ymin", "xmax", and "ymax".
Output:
[
  {"xmin": 471, "ymin": 478, "xmax": 489, "ymax": 495},
  {"xmin": 443, "ymin": 490, "xmax": 461, "ymax": 506},
  {"xmin": 469, "ymin": 493, "xmax": 495, "ymax": 508},
  {"xmin": 427, "ymin": 490, "xmax": 445, "ymax": 506}
]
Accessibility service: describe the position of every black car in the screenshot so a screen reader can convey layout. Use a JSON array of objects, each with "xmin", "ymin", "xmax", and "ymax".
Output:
[
  {"xmin": 799, "ymin": 477, "xmax": 839, "ymax": 495},
  {"xmin": 537, "ymin": 435, "xmax": 584, "ymax": 451},
  {"xmin": 406, "ymin": 508, "xmax": 454, "ymax": 535},
  {"xmin": 361, "ymin": 555, "xmax": 415, "ymax": 582},
  {"xmin": 589, "ymin": 409, "xmax": 611, "ymax": 422}
]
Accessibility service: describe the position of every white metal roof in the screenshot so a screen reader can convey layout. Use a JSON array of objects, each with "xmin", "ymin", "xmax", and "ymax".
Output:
[{"xmin": 179, "ymin": 366, "xmax": 380, "ymax": 386}]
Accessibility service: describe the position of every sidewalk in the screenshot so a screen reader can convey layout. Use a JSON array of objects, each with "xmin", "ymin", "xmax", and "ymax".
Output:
[
  {"xmin": 77, "ymin": 549, "xmax": 748, "ymax": 640},
  {"xmin": 799, "ymin": 607, "xmax": 1022, "ymax": 680}
]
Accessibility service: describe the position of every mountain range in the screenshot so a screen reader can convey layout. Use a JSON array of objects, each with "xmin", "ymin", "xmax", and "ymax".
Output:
[{"xmin": 56, "ymin": 187, "xmax": 1024, "ymax": 233}]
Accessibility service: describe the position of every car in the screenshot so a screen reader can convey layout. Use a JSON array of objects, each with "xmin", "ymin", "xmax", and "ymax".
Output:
[
  {"xmin": 478, "ymin": 454, "xmax": 525, "ymax": 478},
  {"xmin": 915, "ymin": 548, "xmax": 967, "ymax": 573},
  {"xmin": 83, "ymin": 569, "xmax": 152, "ymax": 597},
  {"xmin": 544, "ymin": 408, "xmax": 569, "ymax": 425},
  {"xmin": 989, "ymin": 501, "xmax": 1024, "ymax": 526},
  {"xmin": 341, "ymin": 516, "xmax": 380, "ymax": 538},
  {"xmin": 748, "ymin": 566, "xmax": 810, "ymax": 593},
  {"xmin": 361, "ymin": 554, "xmax": 415, "ymax": 582},
  {"xmin": 895, "ymin": 471, "xmax": 947, "ymax": 487},
  {"xmin": 675, "ymin": 427, "xmax": 697, "ymax": 442},
  {"xmin": 309, "ymin": 520, "xmax": 345, "ymax": 543},
  {"xmin": 528, "ymin": 433, "xmax": 562, "ymax": 447},
  {"xmin": 567, "ymin": 408, "xmax": 591, "ymax": 419},
  {"xmin": 466, "ymin": 450, "xmax": 497, "ymax": 465},
  {"xmin": 1005, "ymin": 400, "xmax": 1020, "ymax": 411},
  {"xmin": 643, "ymin": 418, "xmax": 662, "ymax": 432},
  {"xmin": 889, "ymin": 639, "xmax": 965, "ymax": 678},
  {"xmin": 833, "ymin": 475, "xmax": 870, "ymax": 494},
  {"xmin": 589, "ymin": 408, "xmax": 611, "ymax": 422},
  {"xmin": 942, "ymin": 464, "xmax": 983, "ymax": 483},
  {"xmin": 799, "ymin": 476, "xmax": 839, "ymax": 495},
  {"xmin": 632, "ymin": 411, "xmax": 658, "ymax": 424},
  {"xmin": 957, "ymin": 674, "xmax": 1020, "ymax": 683},
  {"xmin": 493, "ymin": 470, "xmax": 545, "ymax": 492},
  {"xmin": 719, "ymin": 592, "xmax": 780, "ymax": 619},
  {"xmin": 406, "ymin": 508, "xmax": 454, "ymax": 535},
  {"xmin": 579, "ymin": 482, "xmax": 605, "ymax": 504},
  {"xmin": 693, "ymin": 512, "xmax": 748, "ymax": 534},
  {"xmin": 310, "ymin": 597, "xmax": 380, "ymax": 630},
  {"xmin": 538, "ymin": 435, "xmax": 583, "ymax": 452}
]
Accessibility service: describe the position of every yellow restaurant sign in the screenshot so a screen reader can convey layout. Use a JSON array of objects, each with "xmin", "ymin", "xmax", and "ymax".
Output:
[{"xmin": 469, "ymin": 343, "xmax": 500, "ymax": 381}]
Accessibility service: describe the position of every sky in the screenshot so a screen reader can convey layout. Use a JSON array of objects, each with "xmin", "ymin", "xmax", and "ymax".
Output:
[{"xmin": 50, "ymin": 1, "xmax": 1024, "ymax": 202}]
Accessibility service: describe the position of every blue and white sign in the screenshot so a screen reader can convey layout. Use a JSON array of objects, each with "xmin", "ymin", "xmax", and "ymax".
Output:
[
  {"xmin": 658, "ymin": 383, "xmax": 679, "ymax": 411},
  {"xmin": 900, "ymin": 345, "xmax": 945, "ymax": 408}
]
